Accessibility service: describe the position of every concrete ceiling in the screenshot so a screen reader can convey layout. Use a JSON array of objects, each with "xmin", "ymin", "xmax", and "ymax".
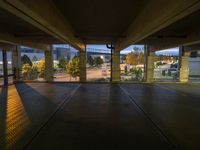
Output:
[
  {"xmin": 0, "ymin": 0, "xmax": 199, "ymax": 51},
  {"xmin": 144, "ymin": 9, "xmax": 200, "ymax": 51},
  {"xmin": 53, "ymin": 0, "xmax": 147, "ymax": 43},
  {"xmin": 149, "ymin": 10, "xmax": 200, "ymax": 38},
  {"xmin": 0, "ymin": 8, "xmax": 60, "ymax": 44}
]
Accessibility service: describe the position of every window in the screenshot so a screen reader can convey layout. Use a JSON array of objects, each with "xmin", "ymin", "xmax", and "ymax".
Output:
[
  {"xmin": 86, "ymin": 45, "xmax": 111, "ymax": 82},
  {"xmin": 120, "ymin": 45, "xmax": 145, "ymax": 82},
  {"xmin": 21, "ymin": 47, "xmax": 45, "ymax": 81},
  {"xmin": 154, "ymin": 48, "xmax": 179, "ymax": 82},
  {"xmin": 53, "ymin": 44, "xmax": 80, "ymax": 82}
]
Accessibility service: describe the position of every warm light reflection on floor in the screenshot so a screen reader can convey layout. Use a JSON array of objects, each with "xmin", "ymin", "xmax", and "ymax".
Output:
[
  {"xmin": 0, "ymin": 87, "xmax": 2, "ymax": 95},
  {"xmin": 6, "ymin": 85, "xmax": 30, "ymax": 149}
]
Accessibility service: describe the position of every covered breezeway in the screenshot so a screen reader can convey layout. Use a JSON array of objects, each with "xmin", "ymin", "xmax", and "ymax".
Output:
[{"xmin": 0, "ymin": 0, "xmax": 200, "ymax": 150}]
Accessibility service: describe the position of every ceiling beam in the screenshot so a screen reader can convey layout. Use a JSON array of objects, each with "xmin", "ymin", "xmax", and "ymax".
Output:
[
  {"xmin": 146, "ymin": 31, "xmax": 200, "ymax": 51},
  {"xmin": 0, "ymin": 42, "xmax": 15, "ymax": 49},
  {"xmin": 115, "ymin": 0, "xmax": 200, "ymax": 51},
  {"xmin": 0, "ymin": 0, "xmax": 85, "ymax": 51},
  {"xmin": 0, "ymin": 31, "xmax": 50, "ymax": 50},
  {"xmin": 184, "ymin": 44, "xmax": 200, "ymax": 51}
]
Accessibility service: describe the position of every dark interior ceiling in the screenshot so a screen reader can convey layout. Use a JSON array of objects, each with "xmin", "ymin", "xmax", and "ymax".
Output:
[
  {"xmin": 0, "ymin": 0, "xmax": 200, "ymax": 48},
  {"xmin": 146, "ymin": 9, "xmax": 200, "ymax": 41},
  {"xmin": 53, "ymin": 0, "xmax": 148, "ymax": 43},
  {"xmin": 0, "ymin": 8, "xmax": 61, "ymax": 44}
]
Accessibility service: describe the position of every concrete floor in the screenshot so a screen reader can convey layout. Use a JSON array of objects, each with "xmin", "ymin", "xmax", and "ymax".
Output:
[{"xmin": 0, "ymin": 83, "xmax": 200, "ymax": 150}]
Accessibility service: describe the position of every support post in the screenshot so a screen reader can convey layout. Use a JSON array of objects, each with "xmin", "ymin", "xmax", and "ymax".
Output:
[
  {"xmin": 2, "ymin": 49, "xmax": 8, "ymax": 85},
  {"xmin": 44, "ymin": 49, "xmax": 54, "ymax": 82},
  {"xmin": 79, "ymin": 51, "xmax": 86, "ymax": 82},
  {"xmin": 146, "ymin": 46, "xmax": 155, "ymax": 83},
  {"xmin": 144, "ymin": 45, "xmax": 148, "ymax": 81},
  {"xmin": 179, "ymin": 46, "xmax": 189, "ymax": 82},
  {"xmin": 112, "ymin": 50, "xmax": 120, "ymax": 82},
  {"xmin": 12, "ymin": 45, "xmax": 21, "ymax": 80}
]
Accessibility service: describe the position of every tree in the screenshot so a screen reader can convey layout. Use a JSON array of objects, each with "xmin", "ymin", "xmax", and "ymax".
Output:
[
  {"xmin": 121, "ymin": 55, "xmax": 126, "ymax": 61},
  {"xmin": 125, "ymin": 52, "xmax": 138, "ymax": 65},
  {"xmin": 22, "ymin": 64, "xmax": 31, "ymax": 79},
  {"xmin": 21, "ymin": 54, "xmax": 32, "ymax": 66},
  {"xmin": 22, "ymin": 60, "xmax": 45, "ymax": 80},
  {"xmin": 32, "ymin": 55, "xmax": 38, "ymax": 62},
  {"xmin": 125, "ymin": 52, "xmax": 144, "ymax": 66},
  {"xmin": 37, "ymin": 60, "xmax": 45, "ymax": 78},
  {"xmin": 29, "ymin": 64, "xmax": 39, "ymax": 80},
  {"xmin": 66, "ymin": 53, "xmax": 71, "ymax": 63},
  {"xmin": 87, "ymin": 56, "xmax": 95, "ymax": 66},
  {"xmin": 134, "ymin": 68, "xmax": 143, "ymax": 80},
  {"xmin": 58, "ymin": 57, "xmax": 66, "ymax": 69},
  {"xmin": 94, "ymin": 57, "xmax": 103, "ymax": 66},
  {"xmin": 138, "ymin": 52, "xmax": 144, "ymax": 64},
  {"xmin": 66, "ymin": 56, "xmax": 80, "ymax": 80}
]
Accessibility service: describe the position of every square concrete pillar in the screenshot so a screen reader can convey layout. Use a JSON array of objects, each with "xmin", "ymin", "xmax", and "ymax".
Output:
[
  {"xmin": 111, "ymin": 50, "xmax": 120, "ymax": 82},
  {"xmin": 79, "ymin": 52, "xmax": 86, "ymax": 82},
  {"xmin": 146, "ymin": 51, "xmax": 155, "ymax": 83},
  {"xmin": 2, "ymin": 49, "xmax": 8, "ymax": 85},
  {"xmin": 12, "ymin": 45, "xmax": 22, "ymax": 80},
  {"xmin": 44, "ymin": 49, "xmax": 54, "ymax": 81},
  {"xmin": 179, "ymin": 47, "xmax": 189, "ymax": 82}
]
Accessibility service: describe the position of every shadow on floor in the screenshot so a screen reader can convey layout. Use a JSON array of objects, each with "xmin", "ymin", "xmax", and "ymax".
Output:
[{"xmin": 0, "ymin": 82, "xmax": 79, "ymax": 150}]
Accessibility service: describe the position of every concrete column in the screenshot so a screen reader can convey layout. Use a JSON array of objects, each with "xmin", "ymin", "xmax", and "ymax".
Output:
[
  {"xmin": 12, "ymin": 45, "xmax": 21, "ymax": 80},
  {"xmin": 143, "ymin": 45, "xmax": 148, "ymax": 81},
  {"xmin": 2, "ymin": 49, "xmax": 8, "ymax": 85},
  {"xmin": 146, "ymin": 50, "xmax": 155, "ymax": 83},
  {"xmin": 79, "ymin": 51, "xmax": 86, "ymax": 82},
  {"xmin": 44, "ymin": 49, "xmax": 54, "ymax": 81},
  {"xmin": 111, "ymin": 50, "xmax": 120, "ymax": 82},
  {"xmin": 179, "ymin": 46, "xmax": 190, "ymax": 82}
]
